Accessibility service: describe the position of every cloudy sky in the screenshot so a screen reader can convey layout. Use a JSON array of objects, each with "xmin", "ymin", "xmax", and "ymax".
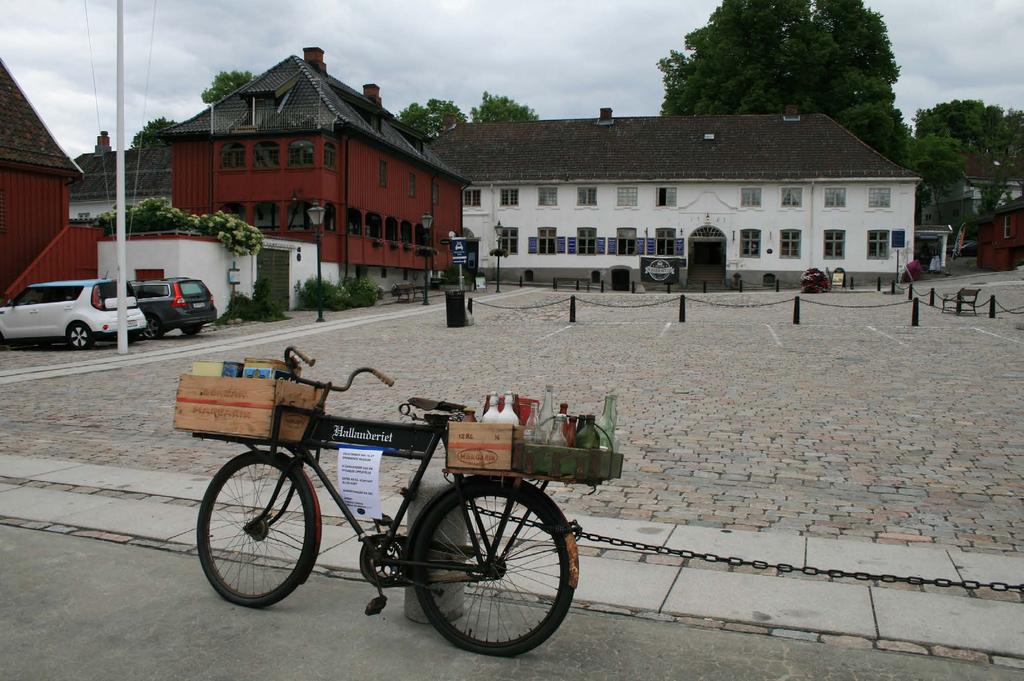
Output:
[{"xmin": 5, "ymin": 0, "xmax": 1024, "ymax": 159}]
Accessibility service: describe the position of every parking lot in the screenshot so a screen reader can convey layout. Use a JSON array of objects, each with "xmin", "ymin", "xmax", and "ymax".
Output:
[{"xmin": 1, "ymin": 272, "xmax": 1023, "ymax": 556}]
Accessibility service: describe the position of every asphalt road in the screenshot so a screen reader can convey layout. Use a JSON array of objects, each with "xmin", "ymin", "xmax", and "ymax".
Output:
[{"xmin": 1, "ymin": 526, "xmax": 1016, "ymax": 681}]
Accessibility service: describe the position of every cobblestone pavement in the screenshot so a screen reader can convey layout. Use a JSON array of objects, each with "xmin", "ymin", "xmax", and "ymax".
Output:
[{"xmin": 2, "ymin": 274, "xmax": 1023, "ymax": 557}]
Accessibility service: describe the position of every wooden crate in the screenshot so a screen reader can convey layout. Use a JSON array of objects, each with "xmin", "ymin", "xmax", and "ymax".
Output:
[
  {"xmin": 514, "ymin": 444, "xmax": 623, "ymax": 484},
  {"xmin": 173, "ymin": 375, "xmax": 323, "ymax": 443},
  {"xmin": 447, "ymin": 423, "xmax": 523, "ymax": 471}
]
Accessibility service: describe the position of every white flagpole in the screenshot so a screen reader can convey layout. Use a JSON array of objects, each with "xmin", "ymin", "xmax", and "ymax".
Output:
[{"xmin": 116, "ymin": 0, "xmax": 128, "ymax": 354}]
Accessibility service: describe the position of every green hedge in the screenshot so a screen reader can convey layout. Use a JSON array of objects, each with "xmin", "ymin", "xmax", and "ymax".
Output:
[{"xmin": 295, "ymin": 276, "xmax": 379, "ymax": 311}]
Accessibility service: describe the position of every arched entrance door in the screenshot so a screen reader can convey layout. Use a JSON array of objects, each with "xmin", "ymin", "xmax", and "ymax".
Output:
[
  {"xmin": 610, "ymin": 268, "xmax": 631, "ymax": 291},
  {"xmin": 688, "ymin": 225, "xmax": 727, "ymax": 288}
]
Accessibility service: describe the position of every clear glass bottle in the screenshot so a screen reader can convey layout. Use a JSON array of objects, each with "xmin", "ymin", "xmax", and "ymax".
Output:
[
  {"xmin": 548, "ymin": 414, "xmax": 568, "ymax": 446},
  {"xmin": 596, "ymin": 394, "xmax": 618, "ymax": 450},
  {"xmin": 523, "ymin": 405, "xmax": 540, "ymax": 442},
  {"xmin": 536, "ymin": 385, "xmax": 555, "ymax": 441}
]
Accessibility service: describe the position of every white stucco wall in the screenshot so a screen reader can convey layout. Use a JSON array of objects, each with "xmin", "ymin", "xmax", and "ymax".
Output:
[{"xmin": 463, "ymin": 180, "xmax": 917, "ymax": 281}]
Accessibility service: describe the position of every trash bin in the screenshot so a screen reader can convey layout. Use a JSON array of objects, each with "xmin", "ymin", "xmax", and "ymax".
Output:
[{"xmin": 445, "ymin": 290, "xmax": 466, "ymax": 328}]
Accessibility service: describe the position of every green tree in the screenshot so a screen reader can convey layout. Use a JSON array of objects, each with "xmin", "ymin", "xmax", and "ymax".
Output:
[
  {"xmin": 397, "ymin": 99, "xmax": 467, "ymax": 138},
  {"xmin": 131, "ymin": 117, "xmax": 177, "ymax": 149},
  {"xmin": 905, "ymin": 134, "xmax": 964, "ymax": 221},
  {"xmin": 658, "ymin": 0, "xmax": 906, "ymax": 160},
  {"xmin": 470, "ymin": 91, "xmax": 539, "ymax": 123},
  {"xmin": 202, "ymin": 70, "xmax": 254, "ymax": 104}
]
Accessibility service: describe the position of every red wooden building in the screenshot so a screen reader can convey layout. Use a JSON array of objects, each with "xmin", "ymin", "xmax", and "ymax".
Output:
[
  {"xmin": 977, "ymin": 197, "xmax": 1024, "ymax": 271},
  {"xmin": 0, "ymin": 58, "xmax": 93, "ymax": 297},
  {"xmin": 162, "ymin": 47, "xmax": 467, "ymax": 296}
]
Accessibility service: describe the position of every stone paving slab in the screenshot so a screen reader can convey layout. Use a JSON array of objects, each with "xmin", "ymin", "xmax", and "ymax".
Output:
[
  {"xmin": 873, "ymin": 587, "xmax": 1024, "ymax": 657},
  {"xmin": 948, "ymin": 550, "xmax": 1024, "ymax": 585},
  {"xmin": 806, "ymin": 537, "xmax": 961, "ymax": 581},
  {"xmin": 666, "ymin": 525, "xmax": 806, "ymax": 567},
  {"xmin": 318, "ymin": 534, "xmax": 363, "ymax": 571},
  {"xmin": 0, "ymin": 483, "xmax": 17, "ymax": 493},
  {"xmin": 663, "ymin": 569, "xmax": 876, "ymax": 637},
  {"xmin": 573, "ymin": 555, "xmax": 680, "ymax": 611},
  {"xmin": 574, "ymin": 515, "xmax": 674, "ymax": 549},
  {"xmin": 57, "ymin": 496, "xmax": 198, "ymax": 541},
  {"xmin": 0, "ymin": 486, "xmax": 119, "ymax": 521},
  {"xmin": 0, "ymin": 454, "xmax": 83, "ymax": 479}
]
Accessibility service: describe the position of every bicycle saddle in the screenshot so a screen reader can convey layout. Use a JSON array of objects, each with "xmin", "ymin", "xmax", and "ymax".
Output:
[{"xmin": 407, "ymin": 397, "xmax": 467, "ymax": 413}]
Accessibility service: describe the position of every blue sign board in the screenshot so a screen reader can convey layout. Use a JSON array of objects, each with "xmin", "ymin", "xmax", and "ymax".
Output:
[
  {"xmin": 528, "ymin": 237, "xmax": 538, "ymax": 254},
  {"xmin": 449, "ymin": 238, "xmax": 467, "ymax": 264},
  {"xmin": 556, "ymin": 236, "xmax": 566, "ymax": 253},
  {"xmin": 675, "ymin": 238, "xmax": 686, "ymax": 256},
  {"xmin": 567, "ymin": 237, "xmax": 577, "ymax": 254},
  {"xmin": 596, "ymin": 237, "xmax": 606, "ymax": 255},
  {"xmin": 891, "ymin": 229, "xmax": 906, "ymax": 249}
]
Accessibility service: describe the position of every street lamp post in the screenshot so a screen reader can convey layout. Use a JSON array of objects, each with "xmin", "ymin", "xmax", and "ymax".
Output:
[
  {"xmin": 421, "ymin": 212, "xmax": 433, "ymax": 306},
  {"xmin": 495, "ymin": 220, "xmax": 503, "ymax": 293},
  {"xmin": 307, "ymin": 201, "xmax": 326, "ymax": 322}
]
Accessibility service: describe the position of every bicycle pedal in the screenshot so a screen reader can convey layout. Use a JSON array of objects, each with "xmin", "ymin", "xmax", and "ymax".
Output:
[{"xmin": 364, "ymin": 595, "xmax": 388, "ymax": 616}]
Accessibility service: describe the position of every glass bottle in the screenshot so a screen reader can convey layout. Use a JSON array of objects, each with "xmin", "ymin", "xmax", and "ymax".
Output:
[
  {"xmin": 481, "ymin": 392, "xmax": 500, "ymax": 422},
  {"xmin": 574, "ymin": 415, "xmax": 600, "ymax": 450},
  {"xmin": 495, "ymin": 391, "xmax": 519, "ymax": 424},
  {"xmin": 523, "ymin": 405, "xmax": 540, "ymax": 442},
  {"xmin": 462, "ymin": 408, "xmax": 477, "ymax": 423},
  {"xmin": 548, "ymin": 414, "xmax": 568, "ymax": 446},
  {"xmin": 536, "ymin": 385, "xmax": 555, "ymax": 441},
  {"xmin": 596, "ymin": 394, "xmax": 618, "ymax": 450}
]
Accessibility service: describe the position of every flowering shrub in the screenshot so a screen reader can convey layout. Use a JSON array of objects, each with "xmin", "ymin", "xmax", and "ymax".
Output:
[
  {"xmin": 195, "ymin": 211, "xmax": 263, "ymax": 256},
  {"xmin": 800, "ymin": 267, "xmax": 830, "ymax": 293},
  {"xmin": 97, "ymin": 198, "xmax": 196, "ymax": 235}
]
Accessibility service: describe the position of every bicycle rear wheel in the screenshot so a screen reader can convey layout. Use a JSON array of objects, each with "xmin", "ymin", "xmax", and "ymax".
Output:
[
  {"xmin": 196, "ymin": 450, "xmax": 321, "ymax": 608},
  {"xmin": 411, "ymin": 479, "xmax": 576, "ymax": 656}
]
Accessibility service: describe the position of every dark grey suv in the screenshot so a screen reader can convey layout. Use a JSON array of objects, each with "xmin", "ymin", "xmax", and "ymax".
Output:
[{"xmin": 132, "ymin": 278, "xmax": 217, "ymax": 339}]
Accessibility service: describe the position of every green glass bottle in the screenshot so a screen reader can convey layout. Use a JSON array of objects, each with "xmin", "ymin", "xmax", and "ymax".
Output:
[
  {"xmin": 574, "ymin": 415, "xmax": 600, "ymax": 450},
  {"xmin": 596, "ymin": 394, "xmax": 617, "ymax": 450}
]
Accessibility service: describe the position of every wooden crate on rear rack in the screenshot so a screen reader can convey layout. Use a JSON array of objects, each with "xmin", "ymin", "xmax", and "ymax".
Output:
[
  {"xmin": 173, "ymin": 375, "xmax": 323, "ymax": 443},
  {"xmin": 513, "ymin": 444, "xmax": 623, "ymax": 484},
  {"xmin": 447, "ymin": 423, "xmax": 523, "ymax": 471}
]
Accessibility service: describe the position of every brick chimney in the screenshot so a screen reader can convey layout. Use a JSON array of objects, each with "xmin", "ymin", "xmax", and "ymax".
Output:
[
  {"xmin": 95, "ymin": 131, "xmax": 111, "ymax": 156},
  {"xmin": 783, "ymin": 104, "xmax": 800, "ymax": 121},
  {"xmin": 303, "ymin": 46, "xmax": 326, "ymax": 73},
  {"xmin": 441, "ymin": 115, "xmax": 457, "ymax": 133},
  {"xmin": 363, "ymin": 83, "xmax": 381, "ymax": 107},
  {"xmin": 597, "ymin": 107, "xmax": 613, "ymax": 126}
]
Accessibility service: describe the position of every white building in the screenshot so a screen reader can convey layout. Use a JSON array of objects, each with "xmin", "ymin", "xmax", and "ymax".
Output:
[{"xmin": 433, "ymin": 109, "xmax": 919, "ymax": 289}]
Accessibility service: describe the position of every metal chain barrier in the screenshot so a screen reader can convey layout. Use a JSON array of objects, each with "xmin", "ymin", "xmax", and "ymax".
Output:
[
  {"xmin": 472, "ymin": 298, "xmax": 573, "ymax": 310},
  {"xmin": 687, "ymin": 297, "xmax": 794, "ymax": 309},
  {"xmin": 476, "ymin": 507, "xmax": 1022, "ymax": 592},
  {"xmin": 801, "ymin": 298, "xmax": 913, "ymax": 309},
  {"xmin": 576, "ymin": 297, "xmax": 679, "ymax": 309},
  {"xmin": 995, "ymin": 300, "xmax": 1024, "ymax": 315}
]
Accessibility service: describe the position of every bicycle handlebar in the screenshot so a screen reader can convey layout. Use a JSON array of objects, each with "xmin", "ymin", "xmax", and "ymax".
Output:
[
  {"xmin": 283, "ymin": 347, "xmax": 393, "ymax": 391},
  {"xmin": 371, "ymin": 369, "xmax": 395, "ymax": 387},
  {"xmin": 285, "ymin": 346, "xmax": 316, "ymax": 369}
]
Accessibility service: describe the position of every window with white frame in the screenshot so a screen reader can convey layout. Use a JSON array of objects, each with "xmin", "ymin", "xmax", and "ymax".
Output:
[
  {"xmin": 499, "ymin": 226, "xmax": 518, "ymax": 254},
  {"xmin": 656, "ymin": 187, "xmax": 676, "ymax": 207},
  {"xmin": 656, "ymin": 228, "xmax": 676, "ymax": 255},
  {"xmin": 616, "ymin": 228, "xmax": 637, "ymax": 255},
  {"xmin": 781, "ymin": 187, "xmax": 803, "ymax": 207},
  {"xmin": 867, "ymin": 230, "xmax": 889, "ymax": 258},
  {"xmin": 740, "ymin": 187, "xmax": 762, "ymax": 208},
  {"xmin": 740, "ymin": 229, "xmax": 761, "ymax": 257},
  {"xmin": 538, "ymin": 187, "xmax": 558, "ymax": 206},
  {"xmin": 463, "ymin": 189, "xmax": 481, "ymax": 207},
  {"xmin": 577, "ymin": 228, "xmax": 596, "ymax": 255},
  {"xmin": 1004, "ymin": 215, "xmax": 1012, "ymax": 239},
  {"xmin": 538, "ymin": 227, "xmax": 556, "ymax": 254},
  {"xmin": 500, "ymin": 188, "xmax": 519, "ymax": 207},
  {"xmin": 780, "ymin": 229, "xmax": 801, "ymax": 258},
  {"xmin": 868, "ymin": 187, "xmax": 891, "ymax": 208},
  {"xmin": 824, "ymin": 230, "xmax": 845, "ymax": 258},
  {"xmin": 577, "ymin": 186, "xmax": 597, "ymax": 206},
  {"xmin": 824, "ymin": 187, "xmax": 846, "ymax": 208},
  {"xmin": 616, "ymin": 187, "xmax": 638, "ymax": 207}
]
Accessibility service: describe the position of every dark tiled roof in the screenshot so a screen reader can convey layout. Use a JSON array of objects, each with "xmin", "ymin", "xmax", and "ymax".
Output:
[
  {"xmin": 964, "ymin": 152, "xmax": 1024, "ymax": 180},
  {"xmin": 431, "ymin": 114, "xmax": 918, "ymax": 183},
  {"xmin": 70, "ymin": 147, "xmax": 171, "ymax": 202},
  {"xmin": 0, "ymin": 58, "xmax": 79, "ymax": 173},
  {"xmin": 163, "ymin": 55, "xmax": 462, "ymax": 181}
]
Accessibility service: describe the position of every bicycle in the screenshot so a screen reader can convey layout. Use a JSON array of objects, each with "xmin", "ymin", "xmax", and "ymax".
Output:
[{"xmin": 192, "ymin": 346, "xmax": 580, "ymax": 657}]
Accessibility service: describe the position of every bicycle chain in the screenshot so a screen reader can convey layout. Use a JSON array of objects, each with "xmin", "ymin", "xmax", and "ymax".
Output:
[{"xmin": 474, "ymin": 508, "xmax": 1022, "ymax": 593}]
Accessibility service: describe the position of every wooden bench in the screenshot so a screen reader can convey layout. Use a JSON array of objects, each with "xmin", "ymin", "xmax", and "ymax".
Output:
[
  {"xmin": 390, "ymin": 282, "xmax": 419, "ymax": 303},
  {"xmin": 552, "ymin": 278, "xmax": 593, "ymax": 291},
  {"xmin": 941, "ymin": 287, "xmax": 981, "ymax": 315}
]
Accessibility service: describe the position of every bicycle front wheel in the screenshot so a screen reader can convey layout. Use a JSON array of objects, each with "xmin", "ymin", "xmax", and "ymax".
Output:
[
  {"xmin": 196, "ymin": 450, "xmax": 321, "ymax": 608},
  {"xmin": 411, "ymin": 479, "xmax": 576, "ymax": 656}
]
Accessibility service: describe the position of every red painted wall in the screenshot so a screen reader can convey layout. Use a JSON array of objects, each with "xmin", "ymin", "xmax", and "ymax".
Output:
[
  {"xmin": 978, "ymin": 209, "xmax": 1024, "ymax": 271},
  {"xmin": 170, "ymin": 140, "xmax": 213, "ymax": 215},
  {"xmin": 0, "ymin": 164, "xmax": 74, "ymax": 293},
  {"xmin": 3, "ymin": 225, "xmax": 101, "ymax": 297}
]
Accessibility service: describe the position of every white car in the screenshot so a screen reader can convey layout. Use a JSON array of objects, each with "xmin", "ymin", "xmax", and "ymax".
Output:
[{"xmin": 0, "ymin": 279, "xmax": 147, "ymax": 350}]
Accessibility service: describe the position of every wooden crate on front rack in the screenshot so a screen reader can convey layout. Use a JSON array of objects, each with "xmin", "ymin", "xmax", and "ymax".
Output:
[{"xmin": 513, "ymin": 443, "xmax": 623, "ymax": 484}]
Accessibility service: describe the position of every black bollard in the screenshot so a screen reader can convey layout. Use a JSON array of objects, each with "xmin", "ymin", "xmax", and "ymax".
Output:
[
  {"xmin": 467, "ymin": 297, "xmax": 473, "ymax": 314},
  {"xmin": 679, "ymin": 295, "xmax": 686, "ymax": 323},
  {"xmin": 569, "ymin": 295, "xmax": 576, "ymax": 323},
  {"xmin": 793, "ymin": 296, "xmax": 801, "ymax": 325},
  {"xmin": 703, "ymin": 280, "xmax": 707, "ymax": 294},
  {"xmin": 912, "ymin": 297, "xmax": 919, "ymax": 327},
  {"xmin": 908, "ymin": 284, "xmax": 913, "ymax": 301},
  {"xmin": 890, "ymin": 280, "xmax": 896, "ymax": 295},
  {"xmin": 929, "ymin": 288, "xmax": 935, "ymax": 307},
  {"xmin": 849, "ymin": 275, "xmax": 854, "ymax": 290},
  {"xmin": 990, "ymin": 296, "xmax": 996, "ymax": 319},
  {"xmin": 600, "ymin": 280, "xmax": 605, "ymax": 293},
  {"xmin": 631, "ymin": 281, "xmax": 636, "ymax": 294},
  {"xmin": 956, "ymin": 293, "xmax": 963, "ymax": 315},
  {"xmin": 775, "ymin": 279, "xmax": 780, "ymax": 293},
  {"xmin": 667, "ymin": 283, "xmax": 671, "ymax": 294},
  {"xmin": 576, "ymin": 280, "xmax": 580, "ymax": 291},
  {"xmin": 553, "ymin": 280, "xmax": 558, "ymax": 291},
  {"xmin": 739, "ymin": 279, "xmax": 743, "ymax": 293},
  {"xmin": 877, "ymin": 277, "xmax": 881, "ymax": 292},
  {"xmin": 519, "ymin": 276, "xmax": 523, "ymax": 288}
]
